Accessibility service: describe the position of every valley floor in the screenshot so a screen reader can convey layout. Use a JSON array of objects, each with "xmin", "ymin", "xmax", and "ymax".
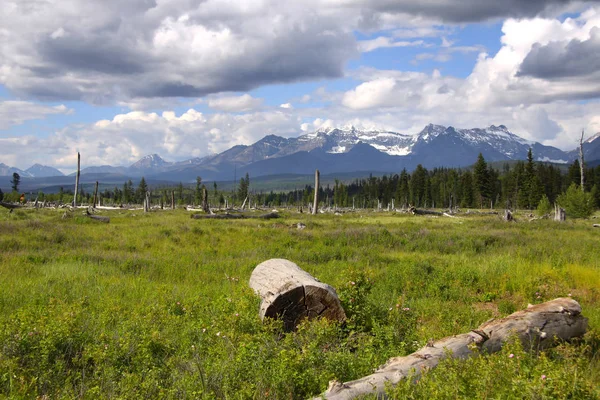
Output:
[{"xmin": 0, "ymin": 208, "xmax": 599, "ymax": 399}]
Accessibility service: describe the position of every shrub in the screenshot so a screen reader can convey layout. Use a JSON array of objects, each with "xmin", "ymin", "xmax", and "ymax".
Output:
[
  {"xmin": 556, "ymin": 184, "xmax": 594, "ymax": 218},
  {"xmin": 536, "ymin": 194, "xmax": 552, "ymax": 217}
]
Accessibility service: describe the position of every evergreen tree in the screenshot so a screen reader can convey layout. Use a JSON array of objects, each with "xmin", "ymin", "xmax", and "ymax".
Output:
[
  {"xmin": 409, "ymin": 164, "xmax": 428, "ymax": 207},
  {"xmin": 177, "ymin": 182, "xmax": 184, "ymax": 203},
  {"xmin": 460, "ymin": 171, "xmax": 475, "ymax": 208},
  {"xmin": 473, "ymin": 153, "xmax": 490, "ymax": 207},
  {"xmin": 557, "ymin": 183, "xmax": 594, "ymax": 218},
  {"xmin": 238, "ymin": 173, "xmax": 250, "ymax": 202},
  {"xmin": 568, "ymin": 160, "xmax": 581, "ymax": 187},
  {"xmin": 0, "ymin": 187, "xmax": 3, "ymax": 202},
  {"xmin": 10, "ymin": 172, "xmax": 20, "ymax": 192},
  {"xmin": 136, "ymin": 177, "xmax": 148, "ymax": 203}
]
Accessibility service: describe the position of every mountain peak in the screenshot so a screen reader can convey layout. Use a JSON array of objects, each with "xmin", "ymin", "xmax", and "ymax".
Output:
[
  {"xmin": 585, "ymin": 132, "xmax": 600, "ymax": 144},
  {"xmin": 129, "ymin": 154, "xmax": 171, "ymax": 170}
]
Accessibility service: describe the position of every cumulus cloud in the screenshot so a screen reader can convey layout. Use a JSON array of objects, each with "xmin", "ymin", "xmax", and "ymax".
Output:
[
  {"xmin": 3, "ymin": 108, "xmax": 304, "ymax": 170},
  {"xmin": 0, "ymin": 101, "xmax": 72, "ymax": 129},
  {"xmin": 207, "ymin": 94, "xmax": 263, "ymax": 112},
  {"xmin": 518, "ymin": 26, "xmax": 600, "ymax": 79},
  {"xmin": 328, "ymin": 0, "xmax": 596, "ymax": 23},
  {"xmin": 0, "ymin": 0, "xmax": 357, "ymax": 103}
]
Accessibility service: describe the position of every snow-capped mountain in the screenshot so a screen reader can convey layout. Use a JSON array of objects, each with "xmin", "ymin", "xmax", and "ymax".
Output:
[
  {"xmin": 6, "ymin": 124, "xmax": 597, "ymax": 190},
  {"xmin": 0, "ymin": 163, "xmax": 32, "ymax": 177},
  {"xmin": 25, "ymin": 164, "xmax": 64, "ymax": 177},
  {"xmin": 129, "ymin": 154, "xmax": 172, "ymax": 171}
]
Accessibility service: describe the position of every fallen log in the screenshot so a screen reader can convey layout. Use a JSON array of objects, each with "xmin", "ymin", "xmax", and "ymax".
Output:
[
  {"xmin": 0, "ymin": 202, "xmax": 23, "ymax": 211},
  {"xmin": 190, "ymin": 212, "xmax": 280, "ymax": 220},
  {"xmin": 249, "ymin": 259, "xmax": 346, "ymax": 331},
  {"xmin": 88, "ymin": 215, "xmax": 110, "ymax": 223},
  {"xmin": 315, "ymin": 298, "xmax": 587, "ymax": 400},
  {"xmin": 593, "ymin": 224, "xmax": 599, "ymax": 228},
  {"xmin": 409, "ymin": 206, "xmax": 442, "ymax": 216}
]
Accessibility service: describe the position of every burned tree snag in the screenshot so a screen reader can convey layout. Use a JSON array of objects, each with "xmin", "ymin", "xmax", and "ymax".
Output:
[
  {"xmin": 171, "ymin": 191, "xmax": 175, "ymax": 210},
  {"xmin": 579, "ymin": 129, "xmax": 585, "ymax": 192},
  {"xmin": 93, "ymin": 181, "xmax": 99, "ymax": 208},
  {"xmin": 554, "ymin": 203, "xmax": 566, "ymax": 222},
  {"xmin": 316, "ymin": 298, "xmax": 587, "ymax": 400},
  {"xmin": 74, "ymin": 152, "xmax": 80, "ymax": 208},
  {"xmin": 312, "ymin": 169, "xmax": 320, "ymax": 215},
  {"xmin": 249, "ymin": 259, "xmax": 345, "ymax": 331},
  {"xmin": 202, "ymin": 186, "xmax": 209, "ymax": 213}
]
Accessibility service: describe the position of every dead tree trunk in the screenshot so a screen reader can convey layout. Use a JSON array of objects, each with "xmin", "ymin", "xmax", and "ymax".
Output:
[
  {"xmin": 503, "ymin": 209, "xmax": 514, "ymax": 222},
  {"xmin": 74, "ymin": 152, "xmax": 80, "ymax": 208},
  {"xmin": 93, "ymin": 181, "xmax": 99, "ymax": 208},
  {"xmin": 202, "ymin": 187, "xmax": 209, "ymax": 213},
  {"xmin": 579, "ymin": 129, "xmax": 585, "ymax": 192},
  {"xmin": 554, "ymin": 203, "xmax": 566, "ymax": 221},
  {"xmin": 312, "ymin": 169, "xmax": 320, "ymax": 215},
  {"xmin": 249, "ymin": 259, "xmax": 346, "ymax": 331},
  {"xmin": 144, "ymin": 191, "xmax": 150, "ymax": 212},
  {"xmin": 316, "ymin": 298, "xmax": 587, "ymax": 400},
  {"xmin": 171, "ymin": 191, "xmax": 175, "ymax": 210}
]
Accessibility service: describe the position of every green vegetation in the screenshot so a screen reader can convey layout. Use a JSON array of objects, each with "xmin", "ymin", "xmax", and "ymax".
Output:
[
  {"xmin": 557, "ymin": 184, "xmax": 596, "ymax": 219},
  {"xmin": 0, "ymin": 209, "xmax": 599, "ymax": 399}
]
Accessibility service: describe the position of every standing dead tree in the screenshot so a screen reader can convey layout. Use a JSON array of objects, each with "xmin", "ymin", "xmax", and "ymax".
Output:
[
  {"xmin": 579, "ymin": 129, "xmax": 585, "ymax": 192},
  {"xmin": 554, "ymin": 203, "xmax": 566, "ymax": 222},
  {"xmin": 74, "ymin": 152, "xmax": 80, "ymax": 208},
  {"xmin": 93, "ymin": 181, "xmax": 99, "ymax": 208},
  {"xmin": 315, "ymin": 298, "xmax": 587, "ymax": 400},
  {"xmin": 312, "ymin": 169, "xmax": 320, "ymax": 215},
  {"xmin": 249, "ymin": 259, "xmax": 346, "ymax": 331}
]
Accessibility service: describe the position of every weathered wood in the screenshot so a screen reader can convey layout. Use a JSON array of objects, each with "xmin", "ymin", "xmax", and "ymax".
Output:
[
  {"xmin": 503, "ymin": 209, "xmax": 514, "ymax": 222},
  {"xmin": 409, "ymin": 206, "xmax": 442, "ymax": 216},
  {"xmin": 0, "ymin": 202, "xmax": 23, "ymax": 210},
  {"xmin": 74, "ymin": 152, "xmax": 80, "ymax": 208},
  {"xmin": 579, "ymin": 129, "xmax": 585, "ymax": 192},
  {"xmin": 554, "ymin": 203, "xmax": 566, "ymax": 221},
  {"xmin": 313, "ymin": 169, "xmax": 320, "ymax": 215},
  {"xmin": 202, "ymin": 187, "xmax": 209, "ymax": 213},
  {"xmin": 593, "ymin": 224, "xmax": 599, "ymax": 228},
  {"xmin": 316, "ymin": 298, "xmax": 587, "ymax": 400},
  {"xmin": 171, "ymin": 191, "xmax": 175, "ymax": 210},
  {"xmin": 88, "ymin": 215, "xmax": 110, "ymax": 223},
  {"xmin": 190, "ymin": 212, "xmax": 280, "ymax": 220},
  {"xmin": 249, "ymin": 259, "xmax": 346, "ymax": 331},
  {"xmin": 93, "ymin": 181, "xmax": 99, "ymax": 208}
]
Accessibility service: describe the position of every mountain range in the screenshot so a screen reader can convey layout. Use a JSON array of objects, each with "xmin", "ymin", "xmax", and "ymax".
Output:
[{"xmin": 2, "ymin": 124, "xmax": 600, "ymax": 192}]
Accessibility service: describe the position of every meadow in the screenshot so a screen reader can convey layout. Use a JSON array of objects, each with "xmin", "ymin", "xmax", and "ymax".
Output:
[{"xmin": 0, "ymin": 208, "xmax": 599, "ymax": 399}]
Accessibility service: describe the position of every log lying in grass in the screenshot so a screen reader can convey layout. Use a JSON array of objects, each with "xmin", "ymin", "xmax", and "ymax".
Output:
[
  {"xmin": 191, "ymin": 211, "xmax": 280, "ymax": 220},
  {"xmin": 85, "ymin": 209, "xmax": 110, "ymax": 223},
  {"xmin": 316, "ymin": 298, "xmax": 587, "ymax": 400},
  {"xmin": 0, "ymin": 202, "xmax": 23, "ymax": 212},
  {"xmin": 249, "ymin": 259, "xmax": 346, "ymax": 331},
  {"xmin": 408, "ymin": 206, "xmax": 442, "ymax": 216}
]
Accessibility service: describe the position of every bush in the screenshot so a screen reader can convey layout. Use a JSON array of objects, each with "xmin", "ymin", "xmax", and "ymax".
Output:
[
  {"xmin": 556, "ymin": 184, "xmax": 594, "ymax": 219},
  {"xmin": 536, "ymin": 194, "xmax": 552, "ymax": 217}
]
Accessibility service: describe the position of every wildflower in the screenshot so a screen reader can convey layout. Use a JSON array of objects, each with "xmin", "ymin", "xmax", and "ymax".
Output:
[
  {"xmin": 235, "ymin": 313, "xmax": 239, "ymax": 317},
  {"xmin": 509, "ymin": 354, "xmax": 514, "ymax": 358},
  {"xmin": 403, "ymin": 307, "xmax": 410, "ymax": 311},
  {"xmin": 350, "ymin": 281, "xmax": 356, "ymax": 286},
  {"xmin": 541, "ymin": 375, "xmax": 546, "ymax": 380},
  {"xmin": 389, "ymin": 307, "xmax": 393, "ymax": 311},
  {"xmin": 177, "ymin": 302, "xmax": 180, "ymax": 305},
  {"xmin": 568, "ymin": 293, "xmax": 572, "ymax": 297},
  {"xmin": 202, "ymin": 328, "xmax": 206, "ymax": 333},
  {"xmin": 216, "ymin": 332, "xmax": 221, "ymax": 337}
]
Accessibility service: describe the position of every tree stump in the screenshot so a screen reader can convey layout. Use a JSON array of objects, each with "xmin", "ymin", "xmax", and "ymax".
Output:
[
  {"xmin": 315, "ymin": 298, "xmax": 587, "ymax": 400},
  {"xmin": 503, "ymin": 209, "xmax": 513, "ymax": 222},
  {"xmin": 249, "ymin": 259, "xmax": 346, "ymax": 331}
]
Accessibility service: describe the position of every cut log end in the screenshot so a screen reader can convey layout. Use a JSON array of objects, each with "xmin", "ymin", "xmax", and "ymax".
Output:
[{"xmin": 250, "ymin": 259, "xmax": 346, "ymax": 331}]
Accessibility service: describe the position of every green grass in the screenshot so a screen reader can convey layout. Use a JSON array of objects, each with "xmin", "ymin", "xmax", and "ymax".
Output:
[{"xmin": 0, "ymin": 208, "xmax": 599, "ymax": 399}]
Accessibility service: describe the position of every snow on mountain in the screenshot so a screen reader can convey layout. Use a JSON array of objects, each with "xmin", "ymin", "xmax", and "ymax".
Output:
[
  {"xmin": 129, "ymin": 154, "xmax": 172, "ymax": 170},
  {"xmin": 0, "ymin": 163, "xmax": 32, "ymax": 177},
  {"xmin": 25, "ymin": 164, "xmax": 64, "ymax": 177}
]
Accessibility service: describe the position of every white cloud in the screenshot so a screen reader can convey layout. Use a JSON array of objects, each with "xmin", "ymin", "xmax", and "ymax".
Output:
[
  {"xmin": 207, "ymin": 94, "xmax": 263, "ymax": 112},
  {"xmin": 358, "ymin": 37, "xmax": 424, "ymax": 52},
  {"xmin": 0, "ymin": 101, "xmax": 72, "ymax": 129},
  {"xmin": 279, "ymin": 103, "xmax": 293, "ymax": 109}
]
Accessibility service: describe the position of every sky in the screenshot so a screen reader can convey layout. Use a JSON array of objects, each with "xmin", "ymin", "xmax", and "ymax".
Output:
[{"xmin": 1, "ymin": 0, "xmax": 600, "ymax": 172}]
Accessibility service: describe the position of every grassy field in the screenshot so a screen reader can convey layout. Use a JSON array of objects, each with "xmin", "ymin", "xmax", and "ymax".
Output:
[{"xmin": 0, "ymin": 208, "xmax": 599, "ymax": 399}]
